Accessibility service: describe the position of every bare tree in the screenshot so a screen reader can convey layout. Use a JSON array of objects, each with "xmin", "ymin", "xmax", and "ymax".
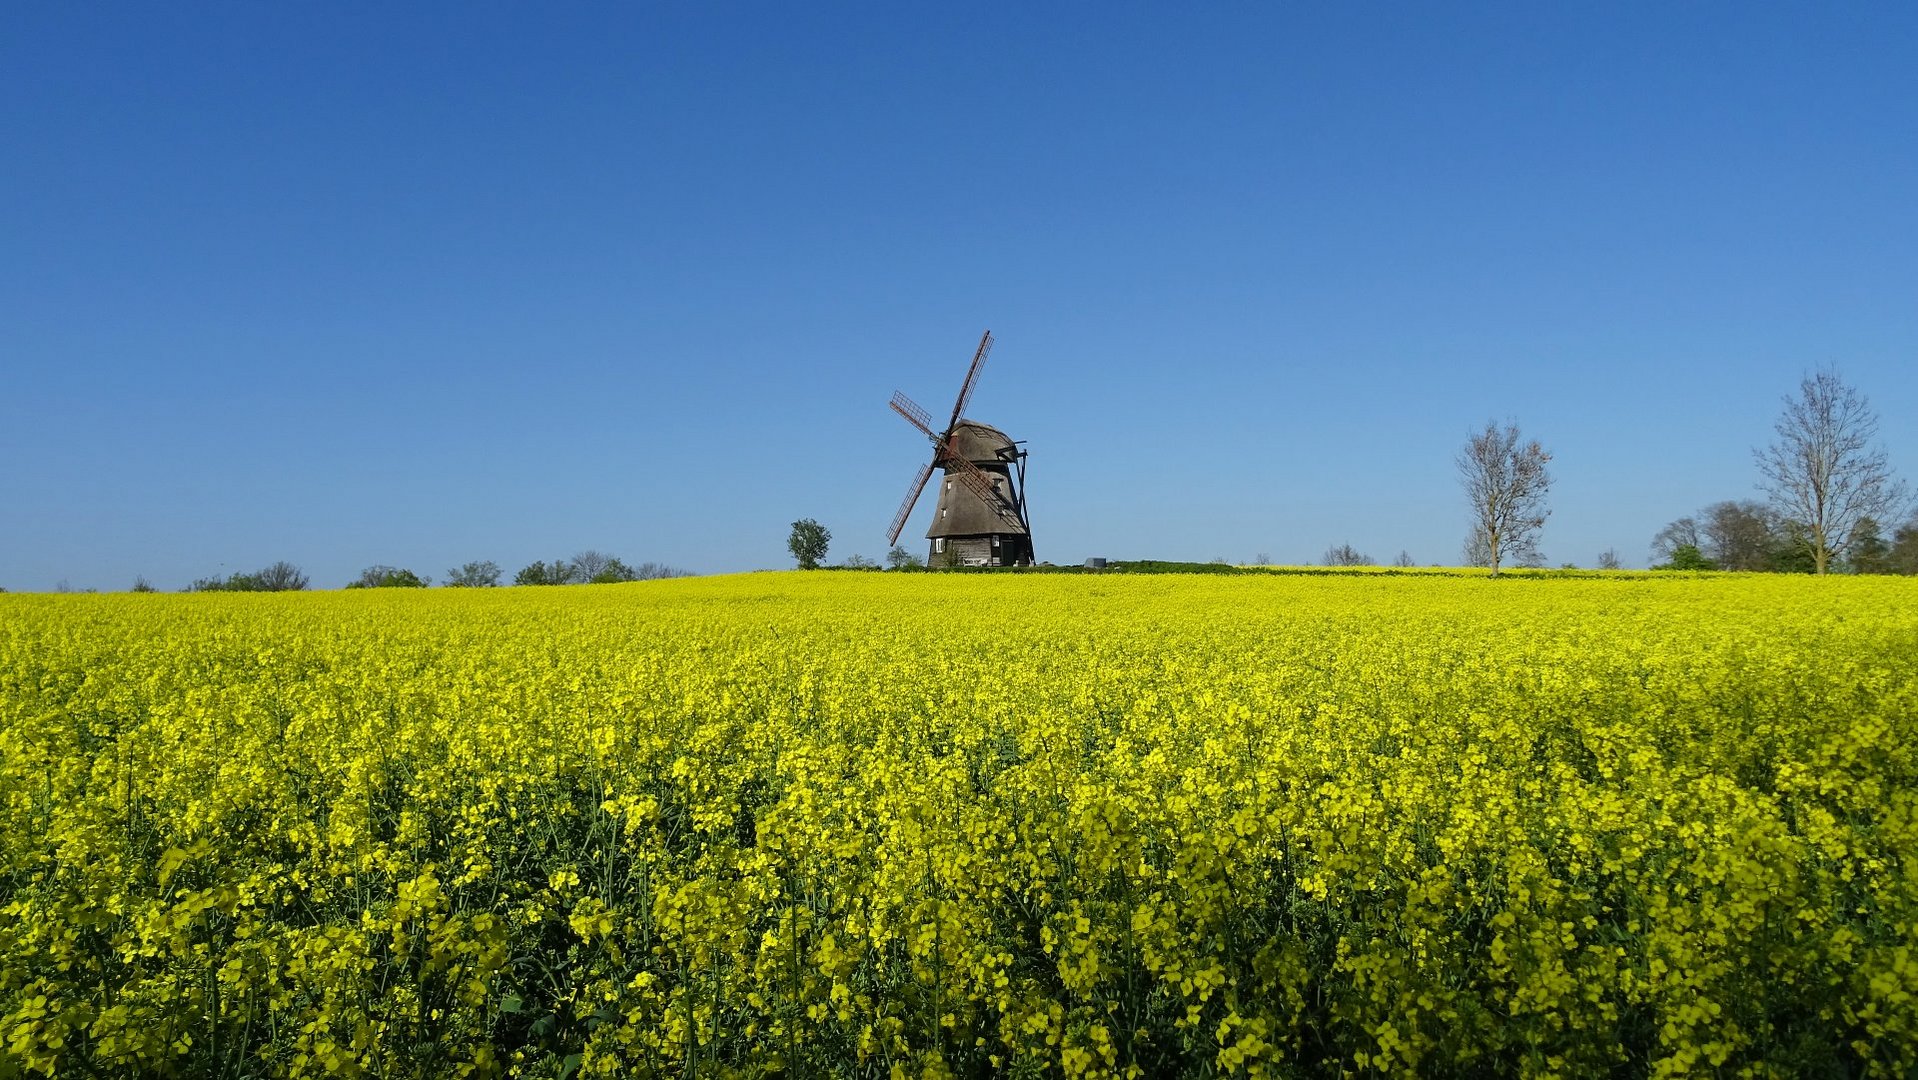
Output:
[
  {"xmin": 1700, "ymin": 501, "xmax": 1781, "ymax": 572},
  {"xmin": 192, "ymin": 562, "xmax": 307, "ymax": 591},
  {"xmin": 1392, "ymin": 550, "xmax": 1415, "ymax": 568},
  {"xmin": 1650, "ymin": 517, "xmax": 1701, "ymax": 566},
  {"xmin": 1756, "ymin": 369, "xmax": 1909, "ymax": 574},
  {"xmin": 445, "ymin": 560, "xmax": 503, "ymax": 587},
  {"xmin": 1596, "ymin": 549, "xmax": 1621, "ymax": 570},
  {"xmin": 1891, "ymin": 513, "xmax": 1918, "ymax": 575},
  {"xmin": 1457, "ymin": 421, "xmax": 1552, "ymax": 576},
  {"xmin": 1322, "ymin": 543, "xmax": 1375, "ymax": 566},
  {"xmin": 569, "ymin": 550, "xmax": 616, "ymax": 582},
  {"xmin": 1463, "ymin": 524, "xmax": 1492, "ymax": 568},
  {"xmin": 514, "ymin": 559, "xmax": 578, "ymax": 586},
  {"xmin": 627, "ymin": 561, "xmax": 692, "ymax": 580},
  {"xmin": 254, "ymin": 561, "xmax": 309, "ymax": 591},
  {"xmin": 1849, "ymin": 518, "xmax": 1892, "ymax": 574},
  {"xmin": 349, "ymin": 565, "xmax": 429, "ymax": 588}
]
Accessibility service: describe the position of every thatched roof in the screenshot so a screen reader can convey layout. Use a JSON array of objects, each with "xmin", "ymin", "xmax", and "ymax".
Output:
[
  {"xmin": 925, "ymin": 467, "xmax": 1026, "ymax": 539},
  {"xmin": 944, "ymin": 420, "xmax": 1018, "ymax": 464}
]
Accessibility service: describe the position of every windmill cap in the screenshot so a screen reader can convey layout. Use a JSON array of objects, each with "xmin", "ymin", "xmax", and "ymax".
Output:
[{"xmin": 945, "ymin": 420, "xmax": 1020, "ymax": 463}]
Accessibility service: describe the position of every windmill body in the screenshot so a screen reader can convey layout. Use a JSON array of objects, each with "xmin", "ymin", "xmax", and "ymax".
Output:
[
  {"xmin": 886, "ymin": 332, "xmax": 1034, "ymax": 568},
  {"xmin": 923, "ymin": 420, "xmax": 1033, "ymax": 567}
]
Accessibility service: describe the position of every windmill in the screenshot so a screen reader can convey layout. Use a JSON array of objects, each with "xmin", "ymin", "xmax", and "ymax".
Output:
[{"xmin": 886, "ymin": 330, "xmax": 1034, "ymax": 568}]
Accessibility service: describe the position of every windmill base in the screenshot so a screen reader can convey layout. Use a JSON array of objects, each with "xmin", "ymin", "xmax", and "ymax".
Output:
[{"xmin": 929, "ymin": 535, "xmax": 1033, "ymax": 569}]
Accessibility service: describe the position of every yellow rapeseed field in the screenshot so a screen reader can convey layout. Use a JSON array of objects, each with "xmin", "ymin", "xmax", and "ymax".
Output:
[{"xmin": 3, "ymin": 572, "xmax": 1915, "ymax": 1077}]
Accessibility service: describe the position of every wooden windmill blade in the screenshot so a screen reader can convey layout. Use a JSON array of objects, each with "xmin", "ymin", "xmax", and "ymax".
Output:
[
  {"xmin": 945, "ymin": 330, "xmax": 994, "ymax": 432},
  {"xmin": 887, "ymin": 461, "xmax": 936, "ymax": 545},
  {"xmin": 889, "ymin": 392, "xmax": 939, "ymax": 441}
]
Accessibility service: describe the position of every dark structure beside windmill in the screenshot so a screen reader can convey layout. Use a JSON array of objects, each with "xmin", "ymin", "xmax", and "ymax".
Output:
[{"xmin": 886, "ymin": 332, "xmax": 1035, "ymax": 568}]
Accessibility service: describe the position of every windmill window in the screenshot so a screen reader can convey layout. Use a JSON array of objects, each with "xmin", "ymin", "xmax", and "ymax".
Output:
[
  {"xmin": 933, "ymin": 538, "xmax": 946, "ymax": 553},
  {"xmin": 941, "ymin": 507, "xmax": 948, "ymax": 519}
]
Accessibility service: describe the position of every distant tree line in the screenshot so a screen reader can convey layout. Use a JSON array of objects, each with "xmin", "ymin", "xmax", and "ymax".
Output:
[
  {"xmin": 164, "ymin": 551, "xmax": 693, "ymax": 593},
  {"xmin": 189, "ymin": 561, "xmax": 311, "ymax": 592},
  {"xmin": 510, "ymin": 551, "xmax": 692, "ymax": 586},
  {"xmin": 1652, "ymin": 502, "xmax": 1917, "ymax": 574}
]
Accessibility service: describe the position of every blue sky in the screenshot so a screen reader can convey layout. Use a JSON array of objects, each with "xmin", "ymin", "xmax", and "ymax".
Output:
[{"xmin": 5, "ymin": 4, "xmax": 1915, "ymax": 588}]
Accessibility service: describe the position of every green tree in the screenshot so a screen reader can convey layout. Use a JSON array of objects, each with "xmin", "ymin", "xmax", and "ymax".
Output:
[
  {"xmin": 788, "ymin": 519, "xmax": 830, "ymax": 570},
  {"xmin": 886, "ymin": 545, "xmax": 923, "ymax": 570},
  {"xmin": 1654, "ymin": 544, "xmax": 1718, "ymax": 571},
  {"xmin": 1767, "ymin": 526, "xmax": 1819, "ymax": 574},
  {"xmin": 588, "ymin": 558, "xmax": 638, "ymax": 584}
]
